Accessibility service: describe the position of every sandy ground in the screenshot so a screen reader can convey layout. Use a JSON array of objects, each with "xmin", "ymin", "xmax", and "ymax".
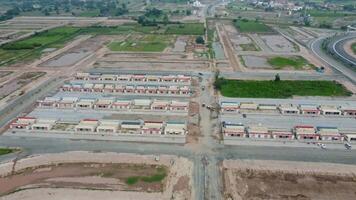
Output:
[
  {"xmin": 260, "ymin": 35, "xmax": 297, "ymax": 53},
  {"xmin": 223, "ymin": 159, "xmax": 356, "ymax": 200},
  {"xmin": 0, "ymin": 151, "xmax": 194, "ymax": 200}
]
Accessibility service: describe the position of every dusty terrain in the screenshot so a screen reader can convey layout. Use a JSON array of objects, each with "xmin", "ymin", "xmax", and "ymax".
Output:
[
  {"xmin": 223, "ymin": 160, "xmax": 356, "ymax": 200},
  {"xmin": 0, "ymin": 152, "xmax": 194, "ymax": 200}
]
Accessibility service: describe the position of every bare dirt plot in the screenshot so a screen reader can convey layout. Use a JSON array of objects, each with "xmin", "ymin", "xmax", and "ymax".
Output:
[
  {"xmin": 0, "ymin": 71, "xmax": 12, "ymax": 78},
  {"xmin": 0, "ymin": 163, "xmax": 167, "ymax": 195},
  {"xmin": 229, "ymin": 34, "xmax": 258, "ymax": 51},
  {"xmin": 223, "ymin": 160, "xmax": 356, "ymax": 200},
  {"xmin": 241, "ymin": 55, "xmax": 272, "ymax": 69},
  {"xmin": 40, "ymin": 35, "xmax": 110, "ymax": 68},
  {"xmin": 102, "ymin": 52, "xmax": 188, "ymax": 60},
  {"xmin": 0, "ymin": 152, "xmax": 194, "ymax": 200},
  {"xmin": 0, "ymin": 72, "xmax": 45, "ymax": 100},
  {"xmin": 260, "ymin": 34, "xmax": 297, "ymax": 53},
  {"xmin": 217, "ymin": 62, "xmax": 233, "ymax": 72},
  {"xmin": 172, "ymin": 36, "xmax": 188, "ymax": 53},
  {"xmin": 94, "ymin": 60, "xmax": 210, "ymax": 72}
]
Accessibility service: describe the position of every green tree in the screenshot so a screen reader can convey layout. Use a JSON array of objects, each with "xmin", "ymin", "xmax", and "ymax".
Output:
[{"xmin": 196, "ymin": 36, "xmax": 205, "ymax": 44}]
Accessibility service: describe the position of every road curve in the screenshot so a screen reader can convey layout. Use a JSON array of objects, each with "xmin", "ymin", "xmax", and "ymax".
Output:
[
  {"xmin": 310, "ymin": 36, "xmax": 356, "ymax": 84},
  {"xmin": 332, "ymin": 34, "xmax": 356, "ymax": 66}
]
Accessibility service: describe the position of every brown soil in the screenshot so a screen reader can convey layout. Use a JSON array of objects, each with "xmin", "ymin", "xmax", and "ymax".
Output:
[
  {"xmin": 189, "ymin": 101, "xmax": 199, "ymax": 116},
  {"xmin": 0, "ymin": 72, "xmax": 45, "ymax": 100},
  {"xmin": 173, "ymin": 175, "xmax": 190, "ymax": 192},
  {"xmin": 224, "ymin": 168, "xmax": 356, "ymax": 200},
  {"xmin": 0, "ymin": 163, "xmax": 168, "ymax": 196},
  {"xmin": 186, "ymin": 123, "xmax": 200, "ymax": 144}
]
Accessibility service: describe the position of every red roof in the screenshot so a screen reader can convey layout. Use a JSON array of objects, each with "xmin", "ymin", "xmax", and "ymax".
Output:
[
  {"xmin": 18, "ymin": 117, "xmax": 36, "ymax": 120},
  {"xmin": 295, "ymin": 125, "xmax": 314, "ymax": 128},
  {"xmin": 83, "ymin": 119, "xmax": 99, "ymax": 122}
]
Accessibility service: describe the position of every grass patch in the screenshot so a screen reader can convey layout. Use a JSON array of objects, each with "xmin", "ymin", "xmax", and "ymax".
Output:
[
  {"xmin": 108, "ymin": 35, "xmax": 171, "ymax": 52},
  {"xmin": 267, "ymin": 56, "xmax": 314, "ymax": 70},
  {"xmin": 239, "ymin": 43, "xmax": 258, "ymax": 51},
  {"xmin": 0, "ymin": 26, "xmax": 80, "ymax": 66},
  {"xmin": 125, "ymin": 166, "xmax": 167, "ymax": 185},
  {"xmin": 165, "ymin": 23, "xmax": 205, "ymax": 35},
  {"xmin": 306, "ymin": 9, "xmax": 356, "ymax": 17},
  {"xmin": 215, "ymin": 79, "xmax": 352, "ymax": 98},
  {"xmin": 126, "ymin": 176, "xmax": 140, "ymax": 185},
  {"xmin": 352, "ymin": 43, "xmax": 356, "ymax": 54},
  {"xmin": 233, "ymin": 20, "xmax": 272, "ymax": 33},
  {"xmin": 0, "ymin": 148, "xmax": 15, "ymax": 156}
]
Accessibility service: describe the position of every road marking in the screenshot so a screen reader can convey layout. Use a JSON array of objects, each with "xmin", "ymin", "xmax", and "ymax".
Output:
[
  {"xmin": 310, "ymin": 37, "xmax": 356, "ymax": 83},
  {"xmin": 332, "ymin": 35, "xmax": 356, "ymax": 66}
]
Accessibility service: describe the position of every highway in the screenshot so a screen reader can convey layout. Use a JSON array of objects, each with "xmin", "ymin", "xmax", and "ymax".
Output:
[
  {"xmin": 332, "ymin": 34, "xmax": 356, "ymax": 66},
  {"xmin": 310, "ymin": 36, "xmax": 356, "ymax": 84}
]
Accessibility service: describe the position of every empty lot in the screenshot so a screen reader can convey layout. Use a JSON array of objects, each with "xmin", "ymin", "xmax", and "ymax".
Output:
[{"xmin": 223, "ymin": 160, "xmax": 356, "ymax": 200}]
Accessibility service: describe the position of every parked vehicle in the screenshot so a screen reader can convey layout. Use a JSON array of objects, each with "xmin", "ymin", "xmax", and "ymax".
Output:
[{"xmin": 345, "ymin": 143, "xmax": 352, "ymax": 150}]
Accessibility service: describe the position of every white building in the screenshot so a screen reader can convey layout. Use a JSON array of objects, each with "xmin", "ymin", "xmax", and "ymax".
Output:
[
  {"xmin": 75, "ymin": 119, "xmax": 99, "ymax": 132},
  {"xmin": 31, "ymin": 119, "xmax": 57, "ymax": 131},
  {"xmin": 151, "ymin": 100, "xmax": 169, "ymax": 111},
  {"xmin": 141, "ymin": 121, "xmax": 163, "ymax": 134},
  {"xmin": 57, "ymin": 97, "xmax": 78, "ymax": 109},
  {"xmin": 121, "ymin": 121, "xmax": 142, "ymax": 134},
  {"xmin": 76, "ymin": 98, "xmax": 96, "ymax": 109},
  {"xmin": 320, "ymin": 105, "xmax": 342, "ymax": 116},
  {"xmin": 222, "ymin": 123, "xmax": 246, "ymax": 137},
  {"xmin": 37, "ymin": 97, "xmax": 60, "ymax": 108},
  {"xmin": 164, "ymin": 122, "xmax": 187, "ymax": 135},
  {"xmin": 317, "ymin": 127, "xmax": 343, "ymax": 141},
  {"xmin": 247, "ymin": 126, "xmax": 270, "ymax": 139},
  {"xmin": 279, "ymin": 104, "xmax": 299, "ymax": 115},
  {"xmin": 299, "ymin": 104, "xmax": 320, "ymax": 115},
  {"xmin": 10, "ymin": 117, "xmax": 37, "ymax": 130},
  {"xmin": 239, "ymin": 102, "xmax": 258, "ymax": 110},
  {"xmin": 96, "ymin": 120, "xmax": 119, "ymax": 134},
  {"xmin": 132, "ymin": 99, "xmax": 151, "ymax": 110},
  {"xmin": 221, "ymin": 102, "xmax": 239, "ymax": 113},
  {"xmin": 295, "ymin": 125, "xmax": 318, "ymax": 140}
]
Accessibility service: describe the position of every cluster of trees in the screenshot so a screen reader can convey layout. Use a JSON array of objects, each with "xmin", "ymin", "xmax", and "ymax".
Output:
[
  {"xmin": 137, "ymin": 8, "xmax": 168, "ymax": 26},
  {"xmin": 0, "ymin": 0, "xmax": 130, "ymax": 21},
  {"xmin": 0, "ymin": 7, "xmax": 20, "ymax": 21}
]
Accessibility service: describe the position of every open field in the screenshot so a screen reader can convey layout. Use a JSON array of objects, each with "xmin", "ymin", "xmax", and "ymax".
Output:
[
  {"xmin": 223, "ymin": 160, "xmax": 356, "ymax": 200},
  {"xmin": 0, "ymin": 163, "xmax": 167, "ymax": 195},
  {"xmin": 108, "ymin": 35, "xmax": 173, "ymax": 52},
  {"xmin": 0, "ymin": 27, "xmax": 80, "ymax": 66},
  {"xmin": 0, "ymin": 152, "xmax": 193, "ymax": 200},
  {"xmin": 215, "ymin": 79, "xmax": 352, "ymax": 98},
  {"xmin": 233, "ymin": 20, "xmax": 272, "ymax": 33},
  {"xmin": 267, "ymin": 56, "xmax": 315, "ymax": 70},
  {"xmin": 0, "ymin": 72, "xmax": 45, "ymax": 100},
  {"xmin": 165, "ymin": 23, "xmax": 205, "ymax": 35}
]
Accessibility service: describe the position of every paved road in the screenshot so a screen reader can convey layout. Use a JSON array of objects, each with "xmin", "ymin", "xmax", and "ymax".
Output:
[
  {"xmin": 332, "ymin": 34, "xmax": 356, "ymax": 66},
  {"xmin": 2, "ymin": 135, "xmax": 356, "ymax": 165},
  {"xmin": 310, "ymin": 36, "xmax": 356, "ymax": 84}
]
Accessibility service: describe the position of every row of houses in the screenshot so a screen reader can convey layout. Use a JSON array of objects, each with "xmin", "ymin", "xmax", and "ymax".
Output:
[
  {"xmin": 10, "ymin": 117, "xmax": 187, "ymax": 136},
  {"xmin": 75, "ymin": 72, "xmax": 191, "ymax": 83},
  {"xmin": 37, "ymin": 97, "xmax": 189, "ymax": 111},
  {"xmin": 222, "ymin": 122, "xmax": 356, "ymax": 143},
  {"xmin": 221, "ymin": 102, "xmax": 356, "ymax": 117},
  {"xmin": 61, "ymin": 83, "xmax": 191, "ymax": 95}
]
